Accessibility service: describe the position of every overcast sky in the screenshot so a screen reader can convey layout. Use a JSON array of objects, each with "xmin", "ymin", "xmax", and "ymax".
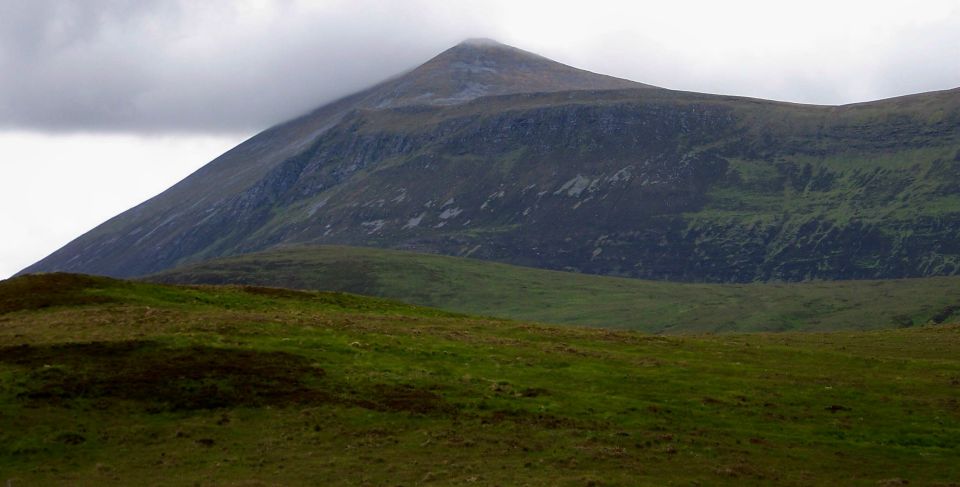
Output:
[{"xmin": 1, "ymin": 0, "xmax": 959, "ymax": 278}]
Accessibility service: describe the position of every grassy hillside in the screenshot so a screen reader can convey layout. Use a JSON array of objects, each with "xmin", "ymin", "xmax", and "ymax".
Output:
[
  {"xmin": 1, "ymin": 273, "xmax": 959, "ymax": 485},
  {"xmin": 151, "ymin": 245, "xmax": 960, "ymax": 333}
]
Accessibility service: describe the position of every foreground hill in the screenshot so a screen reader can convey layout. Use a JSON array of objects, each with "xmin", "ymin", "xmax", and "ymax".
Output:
[
  {"xmin": 150, "ymin": 245, "xmax": 960, "ymax": 333},
  {"xmin": 21, "ymin": 40, "xmax": 960, "ymax": 282},
  {"xmin": 1, "ymin": 273, "xmax": 959, "ymax": 485}
]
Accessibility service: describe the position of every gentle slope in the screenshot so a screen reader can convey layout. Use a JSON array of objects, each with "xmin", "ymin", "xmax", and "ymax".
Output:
[
  {"xmin": 150, "ymin": 245, "xmax": 960, "ymax": 333},
  {"xmin": 1, "ymin": 273, "xmax": 958, "ymax": 485}
]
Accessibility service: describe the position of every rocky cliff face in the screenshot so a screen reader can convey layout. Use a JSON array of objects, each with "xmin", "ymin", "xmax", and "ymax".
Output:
[{"xmin": 21, "ymin": 41, "xmax": 960, "ymax": 282}]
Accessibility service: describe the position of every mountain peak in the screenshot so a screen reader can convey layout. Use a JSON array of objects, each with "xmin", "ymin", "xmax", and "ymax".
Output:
[
  {"xmin": 359, "ymin": 40, "xmax": 651, "ymax": 108},
  {"xmin": 456, "ymin": 37, "xmax": 505, "ymax": 47},
  {"xmin": 429, "ymin": 38, "xmax": 555, "ymax": 69}
]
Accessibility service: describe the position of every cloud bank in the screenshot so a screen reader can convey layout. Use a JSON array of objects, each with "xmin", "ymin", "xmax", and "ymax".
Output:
[{"xmin": 0, "ymin": 0, "xmax": 958, "ymax": 134}]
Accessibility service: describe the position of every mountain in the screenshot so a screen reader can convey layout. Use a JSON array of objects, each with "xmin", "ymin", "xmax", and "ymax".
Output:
[{"xmin": 20, "ymin": 40, "xmax": 960, "ymax": 282}]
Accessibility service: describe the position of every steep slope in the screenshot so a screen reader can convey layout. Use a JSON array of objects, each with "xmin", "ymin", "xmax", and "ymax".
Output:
[
  {"xmin": 149, "ymin": 245, "xmax": 960, "ymax": 333},
  {"xmin": 20, "ymin": 40, "xmax": 960, "ymax": 282}
]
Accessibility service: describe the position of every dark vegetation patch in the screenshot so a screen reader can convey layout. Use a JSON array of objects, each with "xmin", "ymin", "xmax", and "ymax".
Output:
[
  {"xmin": 353, "ymin": 384, "xmax": 454, "ymax": 414},
  {"xmin": 479, "ymin": 408, "xmax": 607, "ymax": 430},
  {"xmin": 0, "ymin": 341, "xmax": 460, "ymax": 416},
  {"xmin": 0, "ymin": 273, "xmax": 118, "ymax": 314},
  {"xmin": 930, "ymin": 304, "xmax": 960, "ymax": 324},
  {"xmin": 195, "ymin": 438, "xmax": 216, "ymax": 447},
  {"xmin": 0, "ymin": 341, "xmax": 327, "ymax": 411},
  {"xmin": 55, "ymin": 432, "xmax": 86, "ymax": 445}
]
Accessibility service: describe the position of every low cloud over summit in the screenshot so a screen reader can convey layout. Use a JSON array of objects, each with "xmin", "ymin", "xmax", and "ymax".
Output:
[{"xmin": 0, "ymin": 0, "xmax": 958, "ymax": 134}]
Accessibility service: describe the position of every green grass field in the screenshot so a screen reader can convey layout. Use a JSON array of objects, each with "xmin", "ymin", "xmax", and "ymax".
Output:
[
  {"xmin": 2, "ymin": 273, "xmax": 959, "ymax": 485},
  {"xmin": 151, "ymin": 245, "xmax": 960, "ymax": 333}
]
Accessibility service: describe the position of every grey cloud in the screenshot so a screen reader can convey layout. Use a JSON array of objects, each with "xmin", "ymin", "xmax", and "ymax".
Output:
[
  {"xmin": 0, "ymin": 1, "xmax": 958, "ymax": 134},
  {"xmin": 0, "ymin": 0, "xmax": 499, "ymax": 133}
]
